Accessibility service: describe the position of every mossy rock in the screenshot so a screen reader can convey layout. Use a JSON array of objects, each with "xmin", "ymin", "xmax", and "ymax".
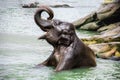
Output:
[
  {"xmin": 89, "ymin": 42, "xmax": 120, "ymax": 59},
  {"xmin": 88, "ymin": 43, "xmax": 111, "ymax": 53},
  {"xmin": 80, "ymin": 22, "xmax": 99, "ymax": 30}
]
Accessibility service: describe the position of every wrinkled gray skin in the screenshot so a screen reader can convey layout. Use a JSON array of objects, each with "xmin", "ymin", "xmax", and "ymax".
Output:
[{"xmin": 34, "ymin": 6, "xmax": 96, "ymax": 72}]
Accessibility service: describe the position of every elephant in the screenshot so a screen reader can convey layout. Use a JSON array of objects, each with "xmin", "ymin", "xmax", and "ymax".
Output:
[{"xmin": 34, "ymin": 6, "xmax": 96, "ymax": 72}]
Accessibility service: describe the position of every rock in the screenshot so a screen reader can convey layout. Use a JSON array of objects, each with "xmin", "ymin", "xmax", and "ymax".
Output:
[
  {"xmin": 96, "ymin": 3, "xmax": 120, "ymax": 20},
  {"xmin": 22, "ymin": 2, "xmax": 39, "ymax": 8},
  {"xmin": 50, "ymin": 4, "xmax": 73, "ymax": 8},
  {"xmin": 88, "ymin": 42, "xmax": 120, "ymax": 59},
  {"xmin": 73, "ymin": 12, "xmax": 98, "ymax": 28},
  {"xmin": 80, "ymin": 22, "xmax": 99, "ymax": 30},
  {"xmin": 81, "ymin": 23, "xmax": 120, "ymax": 45},
  {"xmin": 73, "ymin": 2, "xmax": 120, "ymax": 31},
  {"xmin": 98, "ymin": 26, "xmax": 120, "ymax": 42},
  {"xmin": 75, "ymin": 2, "xmax": 120, "ymax": 60},
  {"xmin": 81, "ymin": 22, "xmax": 120, "ymax": 60},
  {"xmin": 97, "ymin": 22, "xmax": 118, "ymax": 32},
  {"xmin": 22, "ymin": 3, "xmax": 73, "ymax": 8}
]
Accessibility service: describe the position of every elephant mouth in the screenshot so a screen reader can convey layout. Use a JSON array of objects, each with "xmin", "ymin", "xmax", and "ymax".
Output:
[{"xmin": 38, "ymin": 33, "xmax": 47, "ymax": 39}]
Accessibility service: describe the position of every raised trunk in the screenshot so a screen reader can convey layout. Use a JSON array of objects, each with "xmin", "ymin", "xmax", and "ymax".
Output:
[{"xmin": 34, "ymin": 6, "xmax": 54, "ymax": 31}]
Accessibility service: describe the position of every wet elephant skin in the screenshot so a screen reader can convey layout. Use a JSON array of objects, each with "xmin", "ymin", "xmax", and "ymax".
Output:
[{"xmin": 34, "ymin": 6, "xmax": 96, "ymax": 72}]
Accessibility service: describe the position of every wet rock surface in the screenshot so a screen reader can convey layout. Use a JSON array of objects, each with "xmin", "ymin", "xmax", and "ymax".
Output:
[
  {"xmin": 22, "ymin": 2, "xmax": 72, "ymax": 8},
  {"xmin": 22, "ymin": 2, "xmax": 39, "ymax": 8},
  {"xmin": 73, "ymin": 2, "xmax": 120, "ymax": 60},
  {"xmin": 73, "ymin": 2, "xmax": 120, "ymax": 30},
  {"xmin": 49, "ymin": 4, "xmax": 73, "ymax": 8}
]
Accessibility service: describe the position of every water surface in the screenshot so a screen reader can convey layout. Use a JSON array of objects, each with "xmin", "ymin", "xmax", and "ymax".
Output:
[{"xmin": 0, "ymin": 0, "xmax": 120, "ymax": 80}]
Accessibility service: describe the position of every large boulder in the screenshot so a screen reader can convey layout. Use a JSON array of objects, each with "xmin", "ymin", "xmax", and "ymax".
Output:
[
  {"xmin": 22, "ymin": 2, "xmax": 39, "ymax": 8},
  {"xmin": 89, "ymin": 42, "xmax": 120, "ymax": 60},
  {"xmin": 73, "ymin": 2, "xmax": 120, "ymax": 31},
  {"xmin": 73, "ymin": 1, "xmax": 120, "ymax": 60},
  {"xmin": 73, "ymin": 12, "xmax": 98, "ymax": 29},
  {"xmin": 81, "ymin": 22, "xmax": 120, "ymax": 60},
  {"xmin": 82, "ymin": 23, "xmax": 120, "ymax": 44}
]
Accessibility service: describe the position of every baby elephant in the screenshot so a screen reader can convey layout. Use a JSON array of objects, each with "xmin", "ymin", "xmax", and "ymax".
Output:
[{"xmin": 34, "ymin": 6, "xmax": 96, "ymax": 72}]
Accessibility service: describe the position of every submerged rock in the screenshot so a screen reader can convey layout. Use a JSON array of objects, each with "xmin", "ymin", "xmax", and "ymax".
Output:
[
  {"xmin": 22, "ymin": 2, "xmax": 72, "ymax": 8},
  {"xmin": 50, "ymin": 4, "xmax": 73, "ymax": 8},
  {"xmin": 22, "ymin": 2, "xmax": 39, "ymax": 8}
]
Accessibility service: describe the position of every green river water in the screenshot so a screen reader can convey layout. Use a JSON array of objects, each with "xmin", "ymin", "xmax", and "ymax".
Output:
[{"xmin": 0, "ymin": 0, "xmax": 120, "ymax": 80}]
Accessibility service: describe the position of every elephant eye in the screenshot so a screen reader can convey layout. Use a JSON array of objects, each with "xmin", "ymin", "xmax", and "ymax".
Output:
[
  {"xmin": 54, "ymin": 22, "xmax": 57, "ymax": 26},
  {"xmin": 54, "ymin": 20, "xmax": 62, "ymax": 26}
]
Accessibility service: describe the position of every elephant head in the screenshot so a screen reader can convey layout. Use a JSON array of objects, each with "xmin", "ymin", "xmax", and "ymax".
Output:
[{"xmin": 34, "ymin": 6, "xmax": 76, "ymax": 47}]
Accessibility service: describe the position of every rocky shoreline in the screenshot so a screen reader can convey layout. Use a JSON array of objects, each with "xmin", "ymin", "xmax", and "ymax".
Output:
[
  {"xmin": 21, "ymin": 1, "xmax": 120, "ymax": 60},
  {"xmin": 73, "ymin": 2, "xmax": 120, "ymax": 60},
  {"xmin": 22, "ymin": 2, "xmax": 73, "ymax": 8}
]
